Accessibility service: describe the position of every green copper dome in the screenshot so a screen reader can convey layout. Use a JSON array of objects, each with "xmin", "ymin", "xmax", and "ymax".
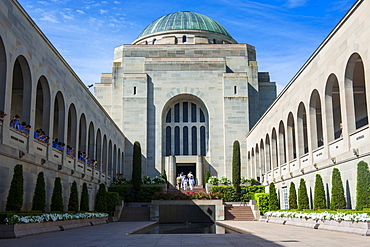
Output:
[{"xmin": 137, "ymin": 11, "xmax": 232, "ymax": 38}]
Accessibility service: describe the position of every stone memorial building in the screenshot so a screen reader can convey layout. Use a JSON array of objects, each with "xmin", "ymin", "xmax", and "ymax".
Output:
[{"xmin": 94, "ymin": 11, "xmax": 276, "ymax": 185}]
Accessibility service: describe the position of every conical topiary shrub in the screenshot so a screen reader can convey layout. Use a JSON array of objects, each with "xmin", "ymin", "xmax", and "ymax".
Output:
[
  {"xmin": 298, "ymin": 178, "xmax": 309, "ymax": 210},
  {"xmin": 314, "ymin": 174, "xmax": 326, "ymax": 210},
  {"xmin": 80, "ymin": 182, "xmax": 89, "ymax": 212},
  {"xmin": 269, "ymin": 182, "xmax": 279, "ymax": 211},
  {"xmin": 232, "ymin": 140, "xmax": 241, "ymax": 196},
  {"xmin": 50, "ymin": 177, "xmax": 64, "ymax": 211},
  {"xmin": 6, "ymin": 164, "xmax": 24, "ymax": 211},
  {"xmin": 289, "ymin": 182, "xmax": 297, "ymax": 209},
  {"xmin": 356, "ymin": 161, "xmax": 370, "ymax": 210},
  {"xmin": 68, "ymin": 181, "xmax": 79, "ymax": 212},
  {"xmin": 32, "ymin": 171, "xmax": 46, "ymax": 211},
  {"xmin": 330, "ymin": 168, "xmax": 346, "ymax": 209},
  {"xmin": 96, "ymin": 183, "xmax": 107, "ymax": 212},
  {"xmin": 204, "ymin": 171, "xmax": 211, "ymax": 184},
  {"xmin": 132, "ymin": 141, "xmax": 142, "ymax": 195}
]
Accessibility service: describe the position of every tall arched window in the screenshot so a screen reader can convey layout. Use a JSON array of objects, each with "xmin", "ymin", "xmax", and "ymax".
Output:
[
  {"xmin": 271, "ymin": 128, "xmax": 278, "ymax": 169},
  {"xmin": 11, "ymin": 56, "xmax": 32, "ymax": 124},
  {"xmin": 310, "ymin": 90, "xmax": 323, "ymax": 149},
  {"xmin": 0, "ymin": 37, "xmax": 6, "ymax": 111},
  {"xmin": 182, "ymin": 35, "xmax": 187, "ymax": 43},
  {"xmin": 35, "ymin": 76, "xmax": 51, "ymax": 135},
  {"xmin": 278, "ymin": 121, "xmax": 287, "ymax": 165},
  {"xmin": 265, "ymin": 134, "xmax": 271, "ymax": 171},
  {"xmin": 345, "ymin": 53, "xmax": 368, "ymax": 132},
  {"xmin": 67, "ymin": 104, "xmax": 77, "ymax": 152},
  {"xmin": 53, "ymin": 92, "xmax": 65, "ymax": 142},
  {"xmin": 260, "ymin": 139, "xmax": 265, "ymax": 176},
  {"xmin": 287, "ymin": 112, "xmax": 297, "ymax": 160},
  {"xmin": 325, "ymin": 74, "xmax": 342, "ymax": 141},
  {"xmin": 88, "ymin": 122, "xmax": 95, "ymax": 159},
  {"xmin": 79, "ymin": 114, "xmax": 87, "ymax": 153},
  {"xmin": 297, "ymin": 102, "xmax": 309, "ymax": 155},
  {"xmin": 163, "ymin": 98, "xmax": 208, "ymax": 156}
]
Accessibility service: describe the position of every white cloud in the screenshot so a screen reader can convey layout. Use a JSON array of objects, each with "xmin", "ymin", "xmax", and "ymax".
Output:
[
  {"xmin": 100, "ymin": 9, "xmax": 108, "ymax": 14},
  {"xmin": 40, "ymin": 13, "xmax": 59, "ymax": 23},
  {"xmin": 76, "ymin": 10, "xmax": 85, "ymax": 14},
  {"xmin": 114, "ymin": 1, "xmax": 120, "ymax": 4},
  {"xmin": 37, "ymin": 1, "xmax": 49, "ymax": 5},
  {"xmin": 62, "ymin": 14, "xmax": 73, "ymax": 20},
  {"xmin": 285, "ymin": 0, "xmax": 308, "ymax": 8},
  {"xmin": 101, "ymin": 1, "xmax": 108, "ymax": 4}
]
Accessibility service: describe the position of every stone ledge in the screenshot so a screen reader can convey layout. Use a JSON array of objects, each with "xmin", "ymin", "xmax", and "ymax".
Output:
[
  {"xmin": 0, "ymin": 217, "xmax": 109, "ymax": 239},
  {"xmin": 266, "ymin": 216, "xmax": 370, "ymax": 236}
]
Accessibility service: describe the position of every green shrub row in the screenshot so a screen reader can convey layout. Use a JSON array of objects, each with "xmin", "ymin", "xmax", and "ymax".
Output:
[
  {"xmin": 108, "ymin": 185, "xmax": 163, "ymax": 202},
  {"xmin": 210, "ymin": 185, "xmax": 264, "ymax": 202},
  {"xmin": 255, "ymin": 193, "xmax": 269, "ymax": 215}
]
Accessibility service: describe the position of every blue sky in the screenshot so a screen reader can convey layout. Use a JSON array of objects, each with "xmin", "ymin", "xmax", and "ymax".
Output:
[{"xmin": 17, "ymin": 0, "xmax": 357, "ymax": 93}]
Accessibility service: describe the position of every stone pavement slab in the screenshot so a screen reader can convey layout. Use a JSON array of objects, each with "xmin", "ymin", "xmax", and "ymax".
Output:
[{"xmin": 0, "ymin": 221, "xmax": 369, "ymax": 246}]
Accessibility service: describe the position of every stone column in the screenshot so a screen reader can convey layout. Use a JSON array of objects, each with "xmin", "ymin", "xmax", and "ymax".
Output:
[
  {"xmin": 166, "ymin": 156, "xmax": 176, "ymax": 186},
  {"xmin": 196, "ymin": 155, "xmax": 203, "ymax": 186}
]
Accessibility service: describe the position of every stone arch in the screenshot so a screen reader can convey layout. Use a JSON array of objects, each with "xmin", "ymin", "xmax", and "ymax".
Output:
[
  {"xmin": 0, "ymin": 36, "xmax": 7, "ymax": 111},
  {"xmin": 255, "ymin": 143, "xmax": 260, "ymax": 180},
  {"xmin": 53, "ymin": 92, "xmax": 65, "ymax": 142},
  {"xmin": 11, "ymin": 55, "xmax": 32, "ymax": 124},
  {"xmin": 108, "ymin": 140, "xmax": 113, "ymax": 177},
  {"xmin": 113, "ymin": 144, "xmax": 117, "ymax": 177},
  {"xmin": 271, "ymin": 128, "xmax": 278, "ymax": 169},
  {"xmin": 102, "ymin": 135, "xmax": 108, "ymax": 172},
  {"xmin": 88, "ymin": 122, "xmax": 95, "ymax": 159},
  {"xmin": 67, "ymin": 103, "xmax": 77, "ymax": 153},
  {"xmin": 162, "ymin": 94, "xmax": 209, "ymax": 157},
  {"xmin": 297, "ymin": 102, "xmax": 308, "ymax": 156},
  {"xmin": 325, "ymin": 74, "xmax": 342, "ymax": 141},
  {"xmin": 345, "ymin": 53, "xmax": 368, "ymax": 132},
  {"xmin": 96, "ymin": 129, "xmax": 102, "ymax": 168},
  {"xmin": 79, "ymin": 114, "xmax": 87, "ymax": 153},
  {"xmin": 309, "ymin": 89, "xmax": 323, "ymax": 149},
  {"xmin": 35, "ymin": 76, "xmax": 51, "ymax": 135},
  {"xmin": 265, "ymin": 134, "xmax": 271, "ymax": 171},
  {"xmin": 278, "ymin": 121, "xmax": 287, "ymax": 165},
  {"xmin": 287, "ymin": 112, "xmax": 297, "ymax": 161},
  {"xmin": 260, "ymin": 139, "xmax": 265, "ymax": 176}
]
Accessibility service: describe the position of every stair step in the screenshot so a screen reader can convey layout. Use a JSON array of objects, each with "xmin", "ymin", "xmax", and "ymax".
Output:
[{"xmin": 225, "ymin": 206, "xmax": 255, "ymax": 221}]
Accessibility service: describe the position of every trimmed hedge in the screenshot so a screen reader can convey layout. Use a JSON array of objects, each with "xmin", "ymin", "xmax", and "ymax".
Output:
[
  {"xmin": 241, "ymin": 185, "xmax": 265, "ymax": 201},
  {"xmin": 314, "ymin": 174, "xmax": 326, "ymax": 210},
  {"xmin": 298, "ymin": 178, "xmax": 309, "ymax": 210},
  {"xmin": 106, "ymin": 192, "xmax": 119, "ymax": 212},
  {"xmin": 269, "ymin": 183, "xmax": 279, "ymax": 211},
  {"xmin": 6, "ymin": 164, "xmax": 24, "ymax": 212},
  {"xmin": 356, "ymin": 161, "xmax": 370, "ymax": 210},
  {"xmin": 80, "ymin": 183, "xmax": 89, "ymax": 212},
  {"xmin": 50, "ymin": 177, "xmax": 64, "ymax": 211},
  {"xmin": 289, "ymin": 182, "xmax": 297, "ymax": 210},
  {"xmin": 255, "ymin": 193, "xmax": 269, "ymax": 215},
  {"xmin": 108, "ymin": 185, "xmax": 163, "ymax": 202},
  {"xmin": 68, "ymin": 181, "xmax": 79, "ymax": 212},
  {"xmin": 132, "ymin": 141, "xmax": 142, "ymax": 194},
  {"xmin": 96, "ymin": 183, "xmax": 107, "ymax": 212},
  {"xmin": 204, "ymin": 171, "xmax": 211, "ymax": 185},
  {"xmin": 330, "ymin": 168, "xmax": 346, "ymax": 209},
  {"xmin": 210, "ymin": 185, "xmax": 264, "ymax": 202},
  {"xmin": 232, "ymin": 140, "xmax": 241, "ymax": 195},
  {"xmin": 32, "ymin": 171, "xmax": 46, "ymax": 211}
]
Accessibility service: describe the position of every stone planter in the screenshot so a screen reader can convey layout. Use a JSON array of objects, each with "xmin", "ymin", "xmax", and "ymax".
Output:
[
  {"xmin": 0, "ymin": 217, "xmax": 108, "ymax": 239},
  {"xmin": 266, "ymin": 216, "xmax": 370, "ymax": 235}
]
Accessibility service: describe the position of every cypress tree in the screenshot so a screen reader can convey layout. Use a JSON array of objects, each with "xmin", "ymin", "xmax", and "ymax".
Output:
[
  {"xmin": 269, "ymin": 182, "xmax": 279, "ymax": 211},
  {"xmin": 298, "ymin": 178, "xmax": 309, "ymax": 210},
  {"xmin": 232, "ymin": 140, "xmax": 241, "ymax": 196},
  {"xmin": 314, "ymin": 174, "xmax": 326, "ymax": 210},
  {"xmin": 96, "ymin": 183, "xmax": 107, "ymax": 212},
  {"xmin": 161, "ymin": 169, "xmax": 168, "ymax": 183},
  {"xmin": 356, "ymin": 161, "xmax": 370, "ymax": 210},
  {"xmin": 330, "ymin": 168, "xmax": 346, "ymax": 209},
  {"xmin": 50, "ymin": 177, "xmax": 64, "ymax": 211},
  {"xmin": 288, "ymin": 182, "xmax": 297, "ymax": 209},
  {"xmin": 204, "ymin": 170, "xmax": 211, "ymax": 184},
  {"xmin": 6, "ymin": 164, "xmax": 24, "ymax": 211},
  {"xmin": 32, "ymin": 171, "xmax": 46, "ymax": 211},
  {"xmin": 80, "ymin": 182, "xmax": 89, "ymax": 212},
  {"xmin": 132, "ymin": 141, "xmax": 142, "ymax": 194},
  {"xmin": 68, "ymin": 181, "xmax": 79, "ymax": 212}
]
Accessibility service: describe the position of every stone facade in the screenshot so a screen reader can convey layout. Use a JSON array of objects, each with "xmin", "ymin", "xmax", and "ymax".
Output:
[
  {"xmin": 95, "ymin": 15, "xmax": 276, "ymax": 185},
  {"xmin": 0, "ymin": 0, "xmax": 126, "ymax": 211},
  {"xmin": 246, "ymin": 0, "xmax": 370, "ymax": 208}
]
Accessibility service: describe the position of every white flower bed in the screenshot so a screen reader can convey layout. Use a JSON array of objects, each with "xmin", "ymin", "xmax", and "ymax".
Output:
[
  {"xmin": 265, "ymin": 211, "xmax": 370, "ymax": 222},
  {"xmin": 5, "ymin": 212, "xmax": 108, "ymax": 224}
]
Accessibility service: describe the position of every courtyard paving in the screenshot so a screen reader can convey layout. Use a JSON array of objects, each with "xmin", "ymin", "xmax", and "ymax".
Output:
[{"xmin": 0, "ymin": 221, "xmax": 370, "ymax": 246}]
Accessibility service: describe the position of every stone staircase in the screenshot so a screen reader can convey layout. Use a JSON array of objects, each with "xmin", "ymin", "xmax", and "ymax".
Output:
[
  {"xmin": 118, "ymin": 203, "xmax": 150, "ymax": 222},
  {"xmin": 224, "ymin": 205, "xmax": 255, "ymax": 221},
  {"xmin": 169, "ymin": 185, "xmax": 206, "ymax": 193}
]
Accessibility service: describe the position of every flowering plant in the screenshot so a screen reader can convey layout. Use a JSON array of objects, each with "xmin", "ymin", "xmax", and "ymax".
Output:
[
  {"xmin": 208, "ymin": 176, "xmax": 219, "ymax": 185},
  {"xmin": 4, "ymin": 212, "xmax": 108, "ymax": 225},
  {"xmin": 152, "ymin": 191, "xmax": 223, "ymax": 200},
  {"xmin": 219, "ymin": 176, "xmax": 231, "ymax": 185},
  {"xmin": 265, "ymin": 211, "xmax": 370, "ymax": 222}
]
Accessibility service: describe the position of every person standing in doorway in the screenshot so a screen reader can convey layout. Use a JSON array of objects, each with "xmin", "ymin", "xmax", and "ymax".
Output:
[
  {"xmin": 188, "ymin": 171, "xmax": 194, "ymax": 191},
  {"xmin": 180, "ymin": 172, "xmax": 186, "ymax": 189},
  {"xmin": 176, "ymin": 174, "xmax": 182, "ymax": 190}
]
